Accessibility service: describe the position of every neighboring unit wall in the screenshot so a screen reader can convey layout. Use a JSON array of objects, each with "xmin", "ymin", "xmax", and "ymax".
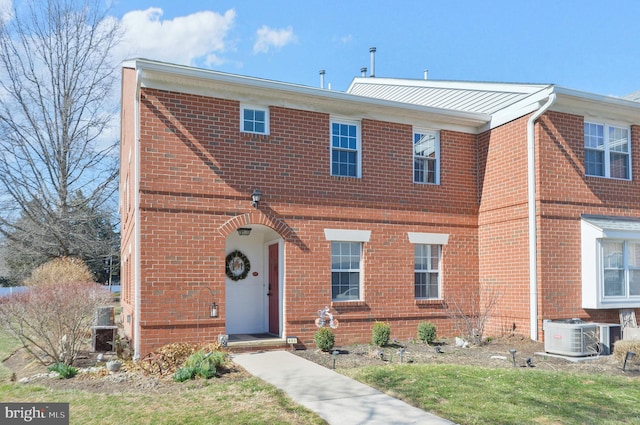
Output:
[
  {"xmin": 129, "ymin": 85, "xmax": 480, "ymax": 355},
  {"xmin": 477, "ymin": 116, "xmax": 532, "ymax": 336},
  {"xmin": 536, "ymin": 111, "xmax": 640, "ymax": 326}
]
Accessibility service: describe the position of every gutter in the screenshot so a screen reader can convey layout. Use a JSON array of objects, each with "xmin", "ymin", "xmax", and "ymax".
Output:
[
  {"xmin": 133, "ymin": 68, "xmax": 142, "ymax": 360},
  {"xmin": 526, "ymin": 90, "xmax": 556, "ymax": 341}
]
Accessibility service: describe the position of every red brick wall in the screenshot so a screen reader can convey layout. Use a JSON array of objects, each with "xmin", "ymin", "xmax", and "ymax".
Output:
[
  {"xmin": 477, "ymin": 116, "xmax": 532, "ymax": 336},
  {"xmin": 536, "ymin": 112, "xmax": 640, "ymax": 327},
  {"xmin": 126, "ymin": 86, "xmax": 480, "ymax": 355},
  {"xmin": 478, "ymin": 111, "xmax": 640, "ymax": 340}
]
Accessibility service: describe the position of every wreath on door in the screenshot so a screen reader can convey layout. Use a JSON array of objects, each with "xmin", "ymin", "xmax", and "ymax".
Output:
[{"xmin": 225, "ymin": 250, "xmax": 250, "ymax": 281}]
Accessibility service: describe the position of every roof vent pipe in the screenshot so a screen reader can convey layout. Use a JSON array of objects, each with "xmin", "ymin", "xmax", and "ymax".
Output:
[
  {"xmin": 319, "ymin": 69, "xmax": 325, "ymax": 89},
  {"xmin": 424, "ymin": 69, "xmax": 428, "ymax": 80},
  {"xmin": 369, "ymin": 47, "xmax": 376, "ymax": 77},
  {"xmin": 360, "ymin": 67, "xmax": 367, "ymax": 77}
]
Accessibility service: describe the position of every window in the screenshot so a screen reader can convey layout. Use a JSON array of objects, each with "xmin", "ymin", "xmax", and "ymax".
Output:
[
  {"xmin": 331, "ymin": 241, "xmax": 361, "ymax": 301},
  {"xmin": 581, "ymin": 215, "xmax": 640, "ymax": 309},
  {"xmin": 584, "ymin": 122, "xmax": 630, "ymax": 179},
  {"xmin": 601, "ymin": 240, "xmax": 640, "ymax": 298},
  {"xmin": 241, "ymin": 105, "xmax": 269, "ymax": 134},
  {"xmin": 414, "ymin": 129, "xmax": 440, "ymax": 184},
  {"xmin": 331, "ymin": 120, "xmax": 361, "ymax": 177},
  {"xmin": 414, "ymin": 244, "xmax": 441, "ymax": 299}
]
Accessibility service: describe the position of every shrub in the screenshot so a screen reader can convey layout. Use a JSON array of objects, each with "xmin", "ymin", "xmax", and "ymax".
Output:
[
  {"xmin": 314, "ymin": 327, "xmax": 335, "ymax": 352},
  {"xmin": 173, "ymin": 366, "xmax": 196, "ymax": 382},
  {"xmin": 0, "ymin": 280, "xmax": 111, "ymax": 365},
  {"xmin": 48, "ymin": 362, "xmax": 78, "ymax": 379},
  {"xmin": 174, "ymin": 349, "xmax": 228, "ymax": 382},
  {"xmin": 417, "ymin": 322, "xmax": 437, "ymax": 344},
  {"xmin": 24, "ymin": 257, "xmax": 94, "ymax": 287},
  {"xmin": 372, "ymin": 321, "xmax": 391, "ymax": 347}
]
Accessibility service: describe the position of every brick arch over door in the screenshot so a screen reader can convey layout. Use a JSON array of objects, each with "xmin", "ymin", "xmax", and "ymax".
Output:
[{"xmin": 217, "ymin": 212, "xmax": 294, "ymax": 241}]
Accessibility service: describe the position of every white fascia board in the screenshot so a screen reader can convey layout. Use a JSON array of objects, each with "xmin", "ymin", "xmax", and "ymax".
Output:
[
  {"xmin": 551, "ymin": 87, "xmax": 640, "ymax": 125},
  {"xmin": 483, "ymin": 86, "xmax": 555, "ymax": 130},
  {"xmin": 127, "ymin": 59, "xmax": 489, "ymax": 134}
]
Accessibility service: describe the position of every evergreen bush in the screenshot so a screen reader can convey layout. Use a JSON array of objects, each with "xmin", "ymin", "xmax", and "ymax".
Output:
[
  {"xmin": 417, "ymin": 321, "xmax": 437, "ymax": 344},
  {"xmin": 314, "ymin": 327, "xmax": 335, "ymax": 352},
  {"xmin": 372, "ymin": 321, "xmax": 391, "ymax": 347}
]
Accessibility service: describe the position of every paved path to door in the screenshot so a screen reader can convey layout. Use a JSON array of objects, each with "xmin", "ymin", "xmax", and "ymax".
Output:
[{"xmin": 233, "ymin": 351, "xmax": 455, "ymax": 425}]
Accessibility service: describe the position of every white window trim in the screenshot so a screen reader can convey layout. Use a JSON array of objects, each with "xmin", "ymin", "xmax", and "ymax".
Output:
[
  {"xmin": 581, "ymin": 217, "xmax": 640, "ymax": 309},
  {"xmin": 413, "ymin": 128, "xmax": 440, "ymax": 185},
  {"xmin": 330, "ymin": 118, "xmax": 362, "ymax": 178},
  {"xmin": 410, "ymin": 233, "xmax": 446, "ymax": 300},
  {"xmin": 414, "ymin": 244, "xmax": 442, "ymax": 300},
  {"xmin": 330, "ymin": 241, "xmax": 364, "ymax": 302},
  {"xmin": 584, "ymin": 121, "xmax": 631, "ymax": 180},
  {"xmin": 240, "ymin": 104, "xmax": 270, "ymax": 135}
]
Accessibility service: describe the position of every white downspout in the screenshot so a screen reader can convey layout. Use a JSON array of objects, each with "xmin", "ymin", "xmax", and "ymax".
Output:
[
  {"xmin": 133, "ymin": 68, "xmax": 142, "ymax": 360},
  {"xmin": 526, "ymin": 91, "xmax": 556, "ymax": 341}
]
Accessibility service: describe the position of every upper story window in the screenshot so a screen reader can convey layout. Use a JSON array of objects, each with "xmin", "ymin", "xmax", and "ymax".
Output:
[
  {"xmin": 414, "ymin": 129, "xmax": 440, "ymax": 184},
  {"xmin": 241, "ymin": 105, "xmax": 269, "ymax": 135},
  {"xmin": 331, "ymin": 119, "xmax": 361, "ymax": 177},
  {"xmin": 584, "ymin": 122, "xmax": 630, "ymax": 180}
]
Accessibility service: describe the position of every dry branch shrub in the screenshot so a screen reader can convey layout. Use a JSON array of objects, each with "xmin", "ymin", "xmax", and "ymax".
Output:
[
  {"xmin": 613, "ymin": 340, "xmax": 640, "ymax": 360},
  {"xmin": 24, "ymin": 257, "xmax": 94, "ymax": 287},
  {"xmin": 0, "ymin": 254, "xmax": 106, "ymax": 365},
  {"xmin": 0, "ymin": 281, "xmax": 111, "ymax": 365}
]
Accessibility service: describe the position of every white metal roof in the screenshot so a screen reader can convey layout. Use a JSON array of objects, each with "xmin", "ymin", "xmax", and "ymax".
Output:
[
  {"xmin": 123, "ymin": 59, "xmax": 490, "ymax": 134},
  {"xmin": 347, "ymin": 77, "xmax": 550, "ymax": 115}
]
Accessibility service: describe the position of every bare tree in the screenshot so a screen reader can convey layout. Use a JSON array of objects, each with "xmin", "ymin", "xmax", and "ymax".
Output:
[
  {"xmin": 0, "ymin": 0, "xmax": 121, "ymax": 280},
  {"xmin": 446, "ymin": 286, "xmax": 501, "ymax": 345}
]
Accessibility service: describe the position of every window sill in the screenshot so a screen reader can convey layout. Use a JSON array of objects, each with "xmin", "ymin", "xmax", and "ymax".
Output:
[
  {"xmin": 331, "ymin": 300, "xmax": 367, "ymax": 308},
  {"xmin": 415, "ymin": 298, "xmax": 445, "ymax": 306}
]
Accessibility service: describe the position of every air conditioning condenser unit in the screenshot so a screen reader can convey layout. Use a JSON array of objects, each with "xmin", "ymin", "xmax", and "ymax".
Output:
[{"xmin": 543, "ymin": 319, "xmax": 599, "ymax": 357}]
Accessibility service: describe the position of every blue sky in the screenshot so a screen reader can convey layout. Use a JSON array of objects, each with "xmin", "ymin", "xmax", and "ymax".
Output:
[{"xmin": 107, "ymin": 1, "xmax": 639, "ymax": 97}]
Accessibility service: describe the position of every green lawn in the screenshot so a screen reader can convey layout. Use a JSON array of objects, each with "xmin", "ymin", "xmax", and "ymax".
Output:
[
  {"xmin": 0, "ymin": 328, "xmax": 324, "ymax": 425},
  {"xmin": 0, "ymin": 380, "xmax": 325, "ymax": 425},
  {"xmin": 346, "ymin": 364, "xmax": 640, "ymax": 425}
]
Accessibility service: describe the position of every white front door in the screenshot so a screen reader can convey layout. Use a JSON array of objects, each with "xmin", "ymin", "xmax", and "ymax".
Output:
[{"xmin": 225, "ymin": 230, "xmax": 265, "ymax": 334}]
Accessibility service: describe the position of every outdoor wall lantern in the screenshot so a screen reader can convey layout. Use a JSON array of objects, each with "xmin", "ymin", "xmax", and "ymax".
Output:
[
  {"xmin": 237, "ymin": 227, "xmax": 252, "ymax": 236},
  {"xmin": 251, "ymin": 189, "xmax": 262, "ymax": 208},
  {"xmin": 210, "ymin": 302, "xmax": 218, "ymax": 318}
]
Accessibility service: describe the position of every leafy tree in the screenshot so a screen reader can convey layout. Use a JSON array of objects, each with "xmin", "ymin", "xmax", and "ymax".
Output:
[{"xmin": 0, "ymin": 0, "xmax": 121, "ymax": 282}]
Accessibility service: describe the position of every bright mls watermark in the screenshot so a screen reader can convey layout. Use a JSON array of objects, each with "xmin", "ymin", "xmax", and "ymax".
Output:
[{"xmin": 1, "ymin": 403, "xmax": 69, "ymax": 424}]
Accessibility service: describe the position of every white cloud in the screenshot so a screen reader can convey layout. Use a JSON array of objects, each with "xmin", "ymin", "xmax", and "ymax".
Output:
[
  {"xmin": 116, "ymin": 8, "xmax": 236, "ymax": 66},
  {"xmin": 253, "ymin": 25, "xmax": 296, "ymax": 54}
]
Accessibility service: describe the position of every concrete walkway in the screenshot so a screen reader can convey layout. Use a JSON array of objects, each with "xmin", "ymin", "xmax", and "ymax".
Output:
[{"xmin": 233, "ymin": 351, "xmax": 455, "ymax": 425}]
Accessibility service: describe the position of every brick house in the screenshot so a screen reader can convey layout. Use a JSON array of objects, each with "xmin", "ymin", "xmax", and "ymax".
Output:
[{"xmin": 120, "ymin": 58, "xmax": 640, "ymax": 358}]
